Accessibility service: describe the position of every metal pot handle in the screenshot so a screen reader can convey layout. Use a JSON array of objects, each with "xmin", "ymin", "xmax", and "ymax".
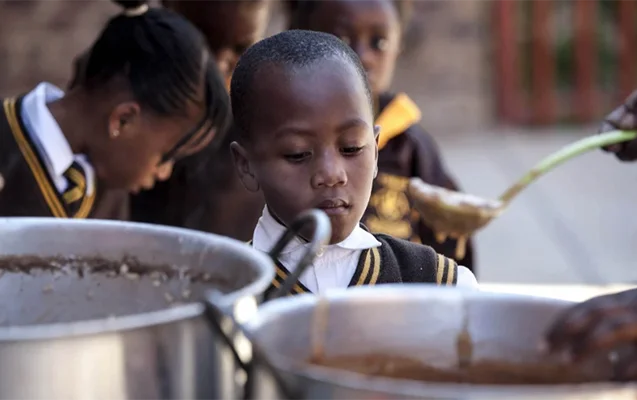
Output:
[
  {"xmin": 204, "ymin": 293, "xmax": 299, "ymax": 400},
  {"xmin": 201, "ymin": 210, "xmax": 330, "ymax": 399},
  {"xmin": 266, "ymin": 209, "xmax": 331, "ymax": 301}
]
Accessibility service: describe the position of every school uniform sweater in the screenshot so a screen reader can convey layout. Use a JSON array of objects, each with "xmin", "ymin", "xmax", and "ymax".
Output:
[
  {"xmin": 251, "ymin": 207, "xmax": 478, "ymax": 297},
  {"xmin": 363, "ymin": 92, "xmax": 476, "ymax": 271},
  {"xmin": 0, "ymin": 83, "xmax": 128, "ymax": 219}
]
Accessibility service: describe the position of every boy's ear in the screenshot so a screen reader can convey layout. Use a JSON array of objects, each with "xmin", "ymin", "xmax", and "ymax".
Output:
[{"xmin": 230, "ymin": 141, "xmax": 260, "ymax": 192}]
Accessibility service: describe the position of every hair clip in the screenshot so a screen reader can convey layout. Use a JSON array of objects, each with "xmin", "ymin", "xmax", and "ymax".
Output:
[{"xmin": 123, "ymin": 4, "xmax": 149, "ymax": 17}]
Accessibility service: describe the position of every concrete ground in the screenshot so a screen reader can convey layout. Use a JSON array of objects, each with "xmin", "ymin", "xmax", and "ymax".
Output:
[{"xmin": 434, "ymin": 127, "xmax": 637, "ymax": 285}]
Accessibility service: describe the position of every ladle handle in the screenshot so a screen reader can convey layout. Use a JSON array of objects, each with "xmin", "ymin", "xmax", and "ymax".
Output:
[
  {"xmin": 266, "ymin": 209, "xmax": 331, "ymax": 301},
  {"xmin": 498, "ymin": 130, "xmax": 637, "ymax": 204},
  {"xmin": 204, "ymin": 293, "xmax": 300, "ymax": 400}
]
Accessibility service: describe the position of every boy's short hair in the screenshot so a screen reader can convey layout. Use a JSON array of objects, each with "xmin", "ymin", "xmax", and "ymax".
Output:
[{"xmin": 230, "ymin": 29, "xmax": 373, "ymax": 137}]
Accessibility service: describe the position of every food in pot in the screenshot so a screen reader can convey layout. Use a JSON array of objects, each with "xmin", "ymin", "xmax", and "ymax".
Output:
[
  {"xmin": 309, "ymin": 353, "xmax": 611, "ymax": 385},
  {"xmin": 0, "ymin": 255, "xmax": 233, "ymax": 326}
]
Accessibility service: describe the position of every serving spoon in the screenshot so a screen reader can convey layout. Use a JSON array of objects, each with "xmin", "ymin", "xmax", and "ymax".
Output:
[{"xmin": 408, "ymin": 130, "xmax": 637, "ymax": 260}]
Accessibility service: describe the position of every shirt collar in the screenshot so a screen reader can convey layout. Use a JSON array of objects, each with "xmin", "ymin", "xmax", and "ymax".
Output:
[
  {"xmin": 20, "ymin": 82, "xmax": 72, "ymax": 177},
  {"xmin": 252, "ymin": 206, "xmax": 381, "ymax": 255}
]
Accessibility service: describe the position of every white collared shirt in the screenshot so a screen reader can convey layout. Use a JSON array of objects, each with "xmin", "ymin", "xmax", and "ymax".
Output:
[
  {"xmin": 252, "ymin": 207, "xmax": 478, "ymax": 294},
  {"xmin": 20, "ymin": 82, "xmax": 95, "ymax": 195}
]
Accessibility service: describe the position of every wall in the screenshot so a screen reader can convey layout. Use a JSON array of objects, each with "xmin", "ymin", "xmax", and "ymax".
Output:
[
  {"xmin": 0, "ymin": 0, "xmax": 117, "ymax": 96},
  {"xmin": 0, "ymin": 0, "xmax": 494, "ymax": 134},
  {"xmin": 392, "ymin": 0, "xmax": 494, "ymax": 135}
]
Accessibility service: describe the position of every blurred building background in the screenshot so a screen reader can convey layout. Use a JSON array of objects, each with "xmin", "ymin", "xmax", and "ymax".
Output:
[{"xmin": 1, "ymin": 0, "xmax": 635, "ymax": 285}]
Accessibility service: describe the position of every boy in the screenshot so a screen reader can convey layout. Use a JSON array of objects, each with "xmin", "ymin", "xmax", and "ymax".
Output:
[
  {"xmin": 287, "ymin": 0, "xmax": 476, "ymax": 270},
  {"xmin": 229, "ymin": 30, "xmax": 477, "ymax": 295},
  {"xmin": 545, "ymin": 92, "xmax": 637, "ymax": 381},
  {"xmin": 0, "ymin": 1, "xmax": 229, "ymax": 219}
]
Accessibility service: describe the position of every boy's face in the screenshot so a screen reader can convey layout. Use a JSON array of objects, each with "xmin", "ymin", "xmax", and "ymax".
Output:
[
  {"xmin": 306, "ymin": 0, "xmax": 402, "ymax": 96},
  {"xmin": 164, "ymin": 0, "xmax": 270, "ymax": 89},
  {"xmin": 232, "ymin": 60, "xmax": 378, "ymax": 244}
]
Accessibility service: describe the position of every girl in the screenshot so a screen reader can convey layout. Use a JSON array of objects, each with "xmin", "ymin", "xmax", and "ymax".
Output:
[
  {"xmin": 288, "ymin": 0, "xmax": 476, "ymax": 271},
  {"xmin": 71, "ymin": 0, "xmax": 270, "ymax": 237},
  {"xmin": 0, "ymin": 0, "xmax": 230, "ymax": 219},
  {"xmin": 129, "ymin": 0, "xmax": 271, "ymax": 238}
]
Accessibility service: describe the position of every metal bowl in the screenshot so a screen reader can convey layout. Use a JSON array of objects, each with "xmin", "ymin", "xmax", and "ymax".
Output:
[
  {"xmin": 0, "ymin": 217, "xmax": 274, "ymax": 399},
  {"xmin": 246, "ymin": 285, "xmax": 637, "ymax": 399}
]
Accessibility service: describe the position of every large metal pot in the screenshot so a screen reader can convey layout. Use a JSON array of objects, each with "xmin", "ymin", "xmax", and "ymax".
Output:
[
  {"xmin": 0, "ymin": 210, "xmax": 330, "ymax": 400},
  {"xmin": 244, "ymin": 285, "xmax": 637, "ymax": 399}
]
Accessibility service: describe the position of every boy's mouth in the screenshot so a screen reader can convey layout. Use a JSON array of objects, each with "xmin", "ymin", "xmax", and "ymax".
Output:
[{"xmin": 315, "ymin": 199, "xmax": 351, "ymax": 215}]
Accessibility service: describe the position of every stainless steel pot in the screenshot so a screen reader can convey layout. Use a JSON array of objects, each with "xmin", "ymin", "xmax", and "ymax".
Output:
[
  {"xmin": 0, "ymin": 210, "xmax": 330, "ymax": 400},
  {"xmin": 244, "ymin": 285, "xmax": 637, "ymax": 399}
]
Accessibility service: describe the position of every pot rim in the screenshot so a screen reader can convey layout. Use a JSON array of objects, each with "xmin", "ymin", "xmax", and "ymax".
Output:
[
  {"xmin": 0, "ymin": 217, "xmax": 275, "ymax": 341},
  {"xmin": 247, "ymin": 285, "xmax": 637, "ymax": 397}
]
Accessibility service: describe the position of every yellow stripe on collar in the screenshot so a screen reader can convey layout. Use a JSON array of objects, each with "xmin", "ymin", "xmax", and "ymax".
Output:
[
  {"xmin": 375, "ymin": 93, "xmax": 422, "ymax": 150},
  {"xmin": 4, "ymin": 98, "xmax": 67, "ymax": 218}
]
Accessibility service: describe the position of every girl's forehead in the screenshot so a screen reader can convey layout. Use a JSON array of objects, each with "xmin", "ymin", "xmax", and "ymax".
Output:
[
  {"xmin": 322, "ymin": 0, "xmax": 395, "ymax": 16},
  {"xmin": 312, "ymin": 0, "xmax": 399, "ymax": 29}
]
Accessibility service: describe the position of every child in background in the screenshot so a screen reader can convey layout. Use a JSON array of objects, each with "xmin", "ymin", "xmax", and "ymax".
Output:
[
  {"xmin": 129, "ymin": 0, "xmax": 271, "ymax": 237},
  {"xmin": 287, "ymin": 0, "xmax": 476, "ymax": 272},
  {"xmin": 0, "ymin": 0, "xmax": 229, "ymax": 219},
  {"xmin": 230, "ymin": 30, "xmax": 478, "ymax": 296}
]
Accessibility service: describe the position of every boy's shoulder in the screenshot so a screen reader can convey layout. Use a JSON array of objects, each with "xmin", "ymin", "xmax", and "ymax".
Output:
[
  {"xmin": 373, "ymin": 232, "xmax": 458, "ymax": 285},
  {"xmin": 374, "ymin": 232, "xmax": 440, "ymax": 260}
]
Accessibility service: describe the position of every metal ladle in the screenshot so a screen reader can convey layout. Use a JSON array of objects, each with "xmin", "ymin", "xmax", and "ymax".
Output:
[{"xmin": 407, "ymin": 130, "xmax": 637, "ymax": 260}]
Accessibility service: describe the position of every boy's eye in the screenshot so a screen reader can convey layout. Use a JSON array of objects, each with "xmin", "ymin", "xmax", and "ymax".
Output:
[
  {"xmin": 371, "ymin": 37, "xmax": 389, "ymax": 52},
  {"xmin": 284, "ymin": 152, "xmax": 311, "ymax": 162},
  {"xmin": 342, "ymin": 146, "xmax": 364, "ymax": 155}
]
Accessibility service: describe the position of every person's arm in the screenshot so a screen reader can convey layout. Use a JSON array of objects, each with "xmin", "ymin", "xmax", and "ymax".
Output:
[
  {"xmin": 544, "ymin": 288, "xmax": 637, "ymax": 381},
  {"xmin": 600, "ymin": 90, "xmax": 637, "ymax": 161}
]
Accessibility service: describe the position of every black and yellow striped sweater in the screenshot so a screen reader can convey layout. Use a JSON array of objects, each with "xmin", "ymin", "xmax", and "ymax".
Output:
[
  {"xmin": 0, "ymin": 96, "xmax": 127, "ymax": 219},
  {"xmin": 250, "ymin": 233, "xmax": 458, "ymax": 298}
]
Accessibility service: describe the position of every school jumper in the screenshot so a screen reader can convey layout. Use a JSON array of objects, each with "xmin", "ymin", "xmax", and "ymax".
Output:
[
  {"xmin": 363, "ymin": 92, "xmax": 476, "ymax": 271},
  {"xmin": 251, "ymin": 207, "xmax": 478, "ymax": 297},
  {"xmin": 0, "ymin": 83, "xmax": 128, "ymax": 219}
]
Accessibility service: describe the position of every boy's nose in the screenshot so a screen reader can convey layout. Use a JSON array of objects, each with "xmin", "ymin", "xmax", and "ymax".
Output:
[{"xmin": 312, "ymin": 159, "xmax": 348, "ymax": 188}]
